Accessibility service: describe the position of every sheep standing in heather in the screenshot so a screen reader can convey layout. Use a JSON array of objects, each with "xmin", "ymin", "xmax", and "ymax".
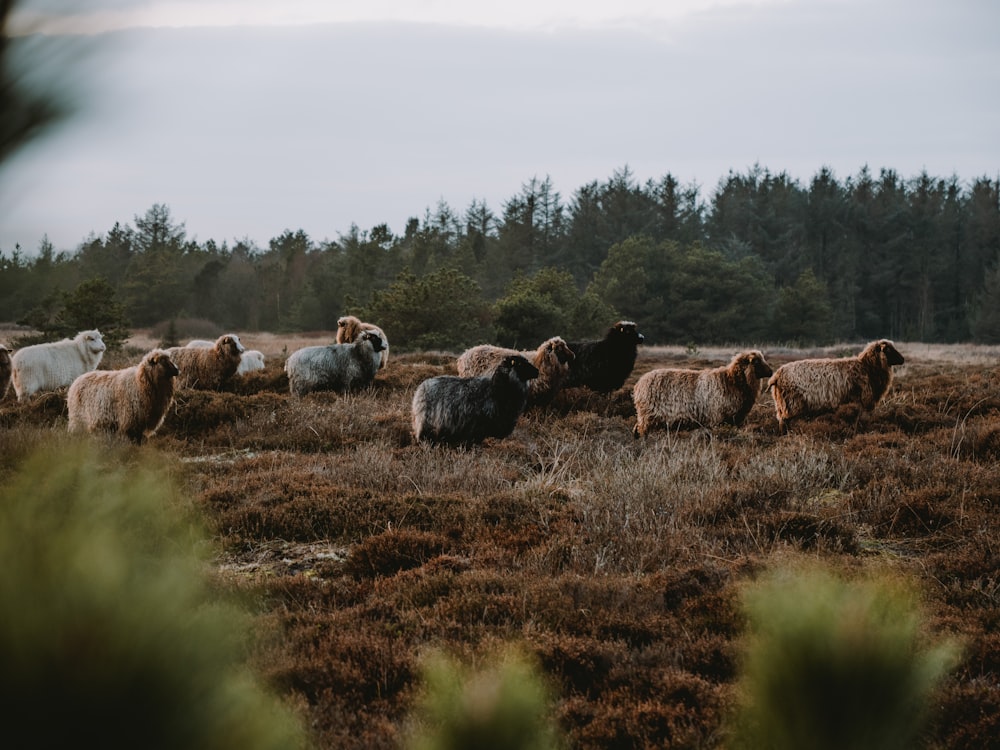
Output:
[
  {"xmin": 186, "ymin": 338, "xmax": 264, "ymax": 375},
  {"xmin": 768, "ymin": 339, "xmax": 905, "ymax": 433},
  {"xmin": 165, "ymin": 334, "xmax": 244, "ymax": 390},
  {"xmin": 455, "ymin": 336, "xmax": 575, "ymax": 407},
  {"xmin": 236, "ymin": 349, "xmax": 265, "ymax": 374},
  {"xmin": 412, "ymin": 354, "xmax": 540, "ymax": 446},
  {"xmin": 67, "ymin": 349, "xmax": 179, "ymax": 443},
  {"xmin": 564, "ymin": 321, "xmax": 645, "ymax": 393},
  {"xmin": 632, "ymin": 350, "xmax": 773, "ymax": 437},
  {"xmin": 10, "ymin": 330, "xmax": 106, "ymax": 401},
  {"xmin": 0, "ymin": 345, "xmax": 12, "ymax": 400},
  {"xmin": 285, "ymin": 330, "xmax": 385, "ymax": 396},
  {"xmin": 337, "ymin": 315, "xmax": 389, "ymax": 370}
]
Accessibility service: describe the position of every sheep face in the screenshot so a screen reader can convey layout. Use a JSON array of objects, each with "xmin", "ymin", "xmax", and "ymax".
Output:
[
  {"xmin": 148, "ymin": 351, "xmax": 180, "ymax": 379},
  {"xmin": 360, "ymin": 330, "xmax": 385, "ymax": 352},
  {"xmin": 612, "ymin": 321, "xmax": 644, "ymax": 345},
  {"xmin": 548, "ymin": 338, "xmax": 575, "ymax": 364},
  {"xmin": 501, "ymin": 355, "xmax": 539, "ymax": 383},
  {"xmin": 82, "ymin": 330, "xmax": 107, "ymax": 356},
  {"xmin": 742, "ymin": 351, "xmax": 773, "ymax": 380},
  {"xmin": 218, "ymin": 334, "xmax": 245, "ymax": 357},
  {"xmin": 874, "ymin": 340, "xmax": 905, "ymax": 367}
]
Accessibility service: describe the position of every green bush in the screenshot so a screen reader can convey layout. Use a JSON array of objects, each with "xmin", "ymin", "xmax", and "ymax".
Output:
[
  {"xmin": 406, "ymin": 645, "xmax": 563, "ymax": 750},
  {"xmin": 727, "ymin": 564, "xmax": 960, "ymax": 750},
  {"xmin": 0, "ymin": 441, "xmax": 309, "ymax": 750}
]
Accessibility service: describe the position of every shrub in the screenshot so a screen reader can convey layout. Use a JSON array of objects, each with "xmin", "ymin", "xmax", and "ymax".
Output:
[
  {"xmin": 0, "ymin": 441, "xmax": 309, "ymax": 750},
  {"xmin": 726, "ymin": 564, "xmax": 960, "ymax": 750},
  {"xmin": 405, "ymin": 645, "xmax": 563, "ymax": 750}
]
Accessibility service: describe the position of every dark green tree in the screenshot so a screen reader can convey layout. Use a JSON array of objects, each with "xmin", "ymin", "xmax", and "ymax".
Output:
[
  {"xmin": 492, "ymin": 267, "xmax": 616, "ymax": 347},
  {"xmin": 770, "ymin": 269, "xmax": 835, "ymax": 345},
  {"xmin": 55, "ymin": 277, "xmax": 130, "ymax": 349},
  {"xmin": 364, "ymin": 267, "xmax": 492, "ymax": 351},
  {"xmin": 970, "ymin": 257, "xmax": 1000, "ymax": 343}
]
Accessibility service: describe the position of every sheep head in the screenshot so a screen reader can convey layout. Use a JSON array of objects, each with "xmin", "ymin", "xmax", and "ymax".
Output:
[
  {"xmin": 547, "ymin": 337, "xmax": 575, "ymax": 364},
  {"xmin": 876, "ymin": 340, "xmax": 905, "ymax": 367},
  {"xmin": 610, "ymin": 321, "xmax": 644, "ymax": 345},
  {"xmin": 502, "ymin": 355, "xmax": 540, "ymax": 382},
  {"xmin": 360, "ymin": 330, "xmax": 385, "ymax": 352}
]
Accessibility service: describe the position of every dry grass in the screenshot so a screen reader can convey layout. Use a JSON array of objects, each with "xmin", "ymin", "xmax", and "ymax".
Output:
[{"xmin": 2, "ymin": 333, "xmax": 1000, "ymax": 748}]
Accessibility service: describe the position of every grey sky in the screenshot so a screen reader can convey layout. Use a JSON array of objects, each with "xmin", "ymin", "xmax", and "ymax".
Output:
[{"xmin": 1, "ymin": 0, "xmax": 997, "ymax": 255}]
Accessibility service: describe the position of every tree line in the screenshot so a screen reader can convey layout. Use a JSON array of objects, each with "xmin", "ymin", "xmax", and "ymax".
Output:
[{"xmin": 2, "ymin": 164, "xmax": 1000, "ymax": 350}]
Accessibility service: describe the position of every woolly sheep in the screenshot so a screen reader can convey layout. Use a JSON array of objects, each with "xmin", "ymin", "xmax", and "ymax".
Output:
[
  {"xmin": 285, "ymin": 330, "xmax": 385, "ymax": 396},
  {"xmin": 564, "ymin": 321, "xmax": 645, "ymax": 393},
  {"xmin": 236, "ymin": 349, "xmax": 266, "ymax": 374},
  {"xmin": 412, "ymin": 354, "xmax": 540, "ymax": 447},
  {"xmin": 455, "ymin": 336, "xmax": 575, "ymax": 407},
  {"xmin": 767, "ymin": 339, "xmax": 905, "ymax": 433},
  {"xmin": 186, "ymin": 338, "xmax": 263, "ymax": 376},
  {"xmin": 632, "ymin": 350, "xmax": 773, "ymax": 437},
  {"xmin": 67, "ymin": 349, "xmax": 179, "ymax": 443},
  {"xmin": 0, "ymin": 345, "xmax": 12, "ymax": 400},
  {"xmin": 337, "ymin": 315, "xmax": 389, "ymax": 370},
  {"xmin": 165, "ymin": 334, "xmax": 244, "ymax": 390},
  {"xmin": 10, "ymin": 329, "xmax": 106, "ymax": 401}
]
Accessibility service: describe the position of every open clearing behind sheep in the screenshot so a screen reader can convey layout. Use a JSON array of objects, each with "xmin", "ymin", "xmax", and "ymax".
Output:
[{"xmin": 2, "ymin": 332, "xmax": 1000, "ymax": 748}]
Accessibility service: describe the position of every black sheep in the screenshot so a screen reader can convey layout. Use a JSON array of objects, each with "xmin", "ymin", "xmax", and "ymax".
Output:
[
  {"xmin": 564, "ymin": 321, "xmax": 645, "ymax": 393},
  {"xmin": 411, "ymin": 354, "xmax": 539, "ymax": 446}
]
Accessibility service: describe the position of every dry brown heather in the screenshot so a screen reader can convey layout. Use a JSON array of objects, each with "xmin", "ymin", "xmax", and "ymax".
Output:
[{"xmin": 3, "ymin": 333, "xmax": 1000, "ymax": 748}]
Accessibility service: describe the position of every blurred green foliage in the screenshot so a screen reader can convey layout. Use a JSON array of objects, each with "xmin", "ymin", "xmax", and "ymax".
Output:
[
  {"xmin": 0, "ymin": 441, "xmax": 309, "ymax": 749},
  {"xmin": 406, "ymin": 645, "xmax": 563, "ymax": 750},
  {"xmin": 727, "ymin": 564, "xmax": 961, "ymax": 750}
]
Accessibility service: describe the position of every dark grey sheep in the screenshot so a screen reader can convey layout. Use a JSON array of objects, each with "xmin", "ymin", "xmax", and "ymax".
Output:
[
  {"xmin": 285, "ymin": 330, "xmax": 385, "ymax": 396},
  {"xmin": 412, "ymin": 354, "xmax": 539, "ymax": 446}
]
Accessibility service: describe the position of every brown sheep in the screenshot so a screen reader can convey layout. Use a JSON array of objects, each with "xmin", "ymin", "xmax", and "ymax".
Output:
[
  {"xmin": 768, "ymin": 339, "xmax": 905, "ymax": 433},
  {"xmin": 455, "ymin": 336, "xmax": 576, "ymax": 407},
  {"xmin": 67, "ymin": 349, "xmax": 180, "ymax": 443},
  {"xmin": 165, "ymin": 334, "xmax": 244, "ymax": 390},
  {"xmin": 337, "ymin": 315, "xmax": 389, "ymax": 370},
  {"xmin": 632, "ymin": 350, "xmax": 773, "ymax": 437},
  {"xmin": 0, "ymin": 344, "xmax": 11, "ymax": 400}
]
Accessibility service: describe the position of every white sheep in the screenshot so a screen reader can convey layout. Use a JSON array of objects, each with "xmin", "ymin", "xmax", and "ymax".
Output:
[
  {"xmin": 10, "ymin": 330, "xmax": 106, "ymax": 401},
  {"xmin": 285, "ymin": 330, "xmax": 385, "ymax": 396},
  {"xmin": 67, "ymin": 349, "xmax": 180, "ymax": 443},
  {"xmin": 165, "ymin": 334, "xmax": 244, "ymax": 389},
  {"xmin": 412, "ymin": 354, "xmax": 540, "ymax": 446},
  {"xmin": 236, "ymin": 349, "xmax": 265, "ymax": 375},
  {"xmin": 336, "ymin": 315, "xmax": 389, "ymax": 370},
  {"xmin": 455, "ymin": 336, "xmax": 576, "ymax": 407},
  {"xmin": 632, "ymin": 350, "xmax": 773, "ymax": 437},
  {"xmin": 768, "ymin": 339, "xmax": 905, "ymax": 433}
]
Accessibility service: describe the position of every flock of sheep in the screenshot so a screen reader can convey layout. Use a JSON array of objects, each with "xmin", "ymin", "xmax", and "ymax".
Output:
[{"xmin": 0, "ymin": 316, "xmax": 906, "ymax": 446}]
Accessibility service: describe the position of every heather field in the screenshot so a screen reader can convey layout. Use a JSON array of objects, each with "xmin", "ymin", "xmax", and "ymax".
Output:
[{"xmin": 3, "ymin": 333, "xmax": 1000, "ymax": 748}]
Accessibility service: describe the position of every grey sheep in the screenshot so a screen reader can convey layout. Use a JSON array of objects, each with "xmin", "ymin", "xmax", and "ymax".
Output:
[
  {"xmin": 67, "ymin": 349, "xmax": 180, "ymax": 443},
  {"xmin": 165, "ymin": 334, "xmax": 244, "ymax": 390},
  {"xmin": 336, "ymin": 315, "xmax": 389, "ymax": 370},
  {"xmin": 632, "ymin": 350, "xmax": 773, "ymax": 437},
  {"xmin": 285, "ymin": 330, "xmax": 385, "ymax": 396},
  {"xmin": 11, "ymin": 329, "xmax": 106, "ymax": 401},
  {"xmin": 412, "ymin": 354, "xmax": 540, "ymax": 447},
  {"xmin": 455, "ymin": 336, "xmax": 575, "ymax": 407},
  {"xmin": 768, "ymin": 339, "xmax": 905, "ymax": 433}
]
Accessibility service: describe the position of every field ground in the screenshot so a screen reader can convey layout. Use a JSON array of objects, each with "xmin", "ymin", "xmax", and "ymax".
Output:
[{"xmin": 2, "ymin": 331, "xmax": 1000, "ymax": 748}]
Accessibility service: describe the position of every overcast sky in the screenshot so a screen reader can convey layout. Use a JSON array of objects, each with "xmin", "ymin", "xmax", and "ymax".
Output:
[{"xmin": 1, "ymin": 0, "xmax": 998, "ymax": 255}]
